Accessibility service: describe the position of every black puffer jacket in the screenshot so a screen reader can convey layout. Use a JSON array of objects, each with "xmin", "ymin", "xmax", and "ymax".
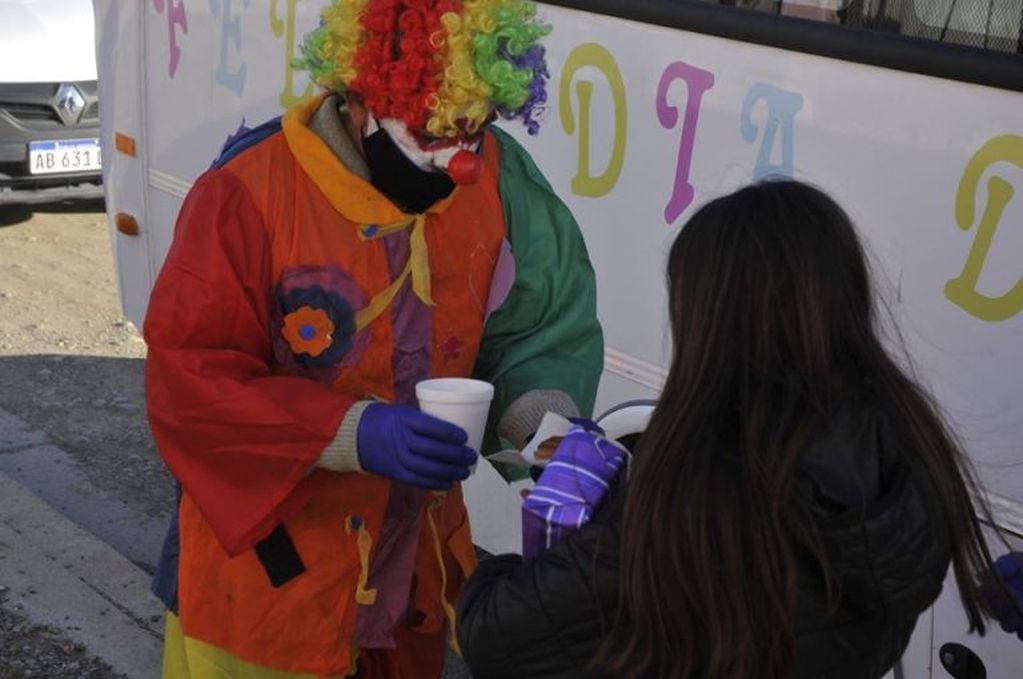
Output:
[{"xmin": 456, "ymin": 403, "xmax": 952, "ymax": 678}]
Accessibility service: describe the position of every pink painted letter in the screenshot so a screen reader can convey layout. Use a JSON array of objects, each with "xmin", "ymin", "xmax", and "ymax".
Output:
[{"xmin": 657, "ymin": 62, "xmax": 715, "ymax": 224}]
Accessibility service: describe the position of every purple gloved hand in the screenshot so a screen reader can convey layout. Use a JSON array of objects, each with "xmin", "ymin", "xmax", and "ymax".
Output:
[
  {"xmin": 356, "ymin": 403, "xmax": 477, "ymax": 490},
  {"xmin": 522, "ymin": 425, "xmax": 628, "ymax": 559},
  {"xmin": 992, "ymin": 552, "xmax": 1023, "ymax": 640},
  {"xmin": 526, "ymin": 417, "xmax": 605, "ymax": 482}
]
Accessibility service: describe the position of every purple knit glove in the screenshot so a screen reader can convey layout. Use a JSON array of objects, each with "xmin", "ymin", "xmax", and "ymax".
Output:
[
  {"xmin": 525, "ymin": 417, "xmax": 605, "ymax": 483},
  {"xmin": 521, "ymin": 425, "xmax": 628, "ymax": 560}
]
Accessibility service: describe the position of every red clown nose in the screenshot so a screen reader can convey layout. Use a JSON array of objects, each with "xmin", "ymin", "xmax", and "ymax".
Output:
[{"xmin": 447, "ymin": 150, "xmax": 483, "ymax": 186}]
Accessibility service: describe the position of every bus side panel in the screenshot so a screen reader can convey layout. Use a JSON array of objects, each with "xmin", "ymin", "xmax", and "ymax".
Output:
[
  {"xmin": 511, "ymin": 5, "xmax": 1023, "ymax": 675},
  {"xmin": 94, "ymin": 0, "xmax": 151, "ymax": 328},
  {"xmin": 509, "ymin": 2, "xmax": 1023, "ymax": 511},
  {"xmin": 139, "ymin": 2, "xmax": 322, "ymax": 289}
]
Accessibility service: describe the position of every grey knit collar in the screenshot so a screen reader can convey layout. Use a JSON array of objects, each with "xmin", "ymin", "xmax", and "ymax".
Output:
[{"xmin": 307, "ymin": 93, "xmax": 371, "ymax": 181}]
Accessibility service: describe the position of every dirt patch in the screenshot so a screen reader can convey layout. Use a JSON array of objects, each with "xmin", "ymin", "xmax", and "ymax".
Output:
[{"xmin": 0, "ymin": 201, "xmax": 174, "ymax": 518}]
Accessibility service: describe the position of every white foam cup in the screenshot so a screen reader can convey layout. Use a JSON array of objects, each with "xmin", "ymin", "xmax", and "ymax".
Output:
[{"xmin": 415, "ymin": 378, "xmax": 494, "ymax": 466}]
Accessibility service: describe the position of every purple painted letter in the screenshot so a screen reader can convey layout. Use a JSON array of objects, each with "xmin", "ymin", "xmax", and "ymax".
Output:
[
  {"xmin": 657, "ymin": 62, "xmax": 715, "ymax": 224},
  {"xmin": 153, "ymin": 0, "xmax": 189, "ymax": 78}
]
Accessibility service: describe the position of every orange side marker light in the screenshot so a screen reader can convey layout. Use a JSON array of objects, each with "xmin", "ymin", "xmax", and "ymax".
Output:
[
  {"xmin": 115, "ymin": 213, "xmax": 139, "ymax": 236},
  {"xmin": 114, "ymin": 132, "xmax": 136, "ymax": 157}
]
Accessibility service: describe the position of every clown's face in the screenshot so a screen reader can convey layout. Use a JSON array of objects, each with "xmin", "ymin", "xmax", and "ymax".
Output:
[{"xmin": 371, "ymin": 116, "xmax": 484, "ymax": 186}]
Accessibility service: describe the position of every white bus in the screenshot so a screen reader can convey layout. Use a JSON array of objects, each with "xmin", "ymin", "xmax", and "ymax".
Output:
[{"xmin": 94, "ymin": 1, "xmax": 1022, "ymax": 676}]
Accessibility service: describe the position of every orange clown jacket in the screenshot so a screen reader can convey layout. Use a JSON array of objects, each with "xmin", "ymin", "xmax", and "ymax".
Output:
[{"xmin": 144, "ymin": 94, "xmax": 602, "ymax": 676}]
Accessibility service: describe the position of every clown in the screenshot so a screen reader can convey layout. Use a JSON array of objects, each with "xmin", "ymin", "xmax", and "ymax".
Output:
[{"xmin": 145, "ymin": 0, "xmax": 602, "ymax": 677}]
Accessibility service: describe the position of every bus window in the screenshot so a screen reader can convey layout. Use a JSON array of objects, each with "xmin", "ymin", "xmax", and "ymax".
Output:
[
  {"xmin": 900, "ymin": 0, "xmax": 1023, "ymax": 53},
  {"xmin": 696, "ymin": 1, "xmax": 1023, "ymax": 54}
]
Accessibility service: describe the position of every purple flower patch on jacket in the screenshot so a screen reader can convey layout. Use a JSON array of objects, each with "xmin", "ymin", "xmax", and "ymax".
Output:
[{"xmin": 271, "ymin": 265, "xmax": 370, "ymax": 381}]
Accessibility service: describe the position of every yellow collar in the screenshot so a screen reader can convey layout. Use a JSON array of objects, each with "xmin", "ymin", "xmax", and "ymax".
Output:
[
  {"xmin": 283, "ymin": 94, "xmax": 455, "ymax": 316},
  {"xmin": 281, "ymin": 93, "xmax": 455, "ymax": 226}
]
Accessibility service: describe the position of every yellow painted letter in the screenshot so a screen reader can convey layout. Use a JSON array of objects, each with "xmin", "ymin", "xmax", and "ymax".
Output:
[
  {"xmin": 945, "ymin": 135, "xmax": 1023, "ymax": 322},
  {"xmin": 559, "ymin": 44, "xmax": 627, "ymax": 198},
  {"xmin": 270, "ymin": 0, "xmax": 314, "ymax": 109}
]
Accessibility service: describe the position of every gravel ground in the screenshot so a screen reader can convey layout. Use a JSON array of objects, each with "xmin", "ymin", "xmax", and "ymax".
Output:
[
  {"xmin": 0, "ymin": 588, "xmax": 124, "ymax": 679},
  {"xmin": 0, "ymin": 201, "xmax": 169, "ymax": 678},
  {"xmin": 0, "ymin": 201, "xmax": 174, "ymax": 519}
]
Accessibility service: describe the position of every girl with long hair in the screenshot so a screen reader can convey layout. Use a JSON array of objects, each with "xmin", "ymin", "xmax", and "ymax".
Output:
[{"xmin": 457, "ymin": 180, "xmax": 1005, "ymax": 678}]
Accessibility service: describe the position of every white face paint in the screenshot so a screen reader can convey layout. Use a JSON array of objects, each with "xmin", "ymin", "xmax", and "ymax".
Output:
[{"xmin": 377, "ymin": 117, "xmax": 478, "ymax": 174}]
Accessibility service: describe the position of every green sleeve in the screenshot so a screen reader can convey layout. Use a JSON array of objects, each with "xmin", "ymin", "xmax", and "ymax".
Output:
[{"xmin": 474, "ymin": 126, "xmax": 604, "ymax": 457}]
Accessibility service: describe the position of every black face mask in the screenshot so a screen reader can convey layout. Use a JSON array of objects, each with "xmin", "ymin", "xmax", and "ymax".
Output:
[{"xmin": 362, "ymin": 128, "xmax": 454, "ymax": 214}]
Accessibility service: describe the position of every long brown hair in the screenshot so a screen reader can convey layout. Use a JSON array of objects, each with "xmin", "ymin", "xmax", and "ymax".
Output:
[{"xmin": 595, "ymin": 181, "xmax": 996, "ymax": 678}]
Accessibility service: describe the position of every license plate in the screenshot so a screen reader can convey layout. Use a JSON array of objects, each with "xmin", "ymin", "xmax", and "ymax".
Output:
[{"xmin": 28, "ymin": 138, "xmax": 102, "ymax": 175}]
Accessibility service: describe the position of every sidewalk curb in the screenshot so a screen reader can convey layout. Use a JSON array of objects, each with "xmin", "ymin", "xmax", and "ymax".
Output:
[
  {"xmin": 0, "ymin": 468, "xmax": 164, "ymax": 678},
  {"xmin": 0, "ymin": 407, "xmax": 170, "ymax": 574}
]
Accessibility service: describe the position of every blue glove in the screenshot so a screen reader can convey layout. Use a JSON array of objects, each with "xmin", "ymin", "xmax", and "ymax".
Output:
[
  {"xmin": 356, "ymin": 403, "xmax": 477, "ymax": 490},
  {"xmin": 992, "ymin": 552, "xmax": 1023, "ymax": 640}
]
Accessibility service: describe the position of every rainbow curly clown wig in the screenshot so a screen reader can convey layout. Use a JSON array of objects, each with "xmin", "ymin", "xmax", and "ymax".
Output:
[{"xmin": 295, "ymin": 0, "xmax": 552, "ymax": 140}]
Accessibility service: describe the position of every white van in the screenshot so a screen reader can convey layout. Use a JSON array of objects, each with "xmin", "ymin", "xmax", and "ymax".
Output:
[
  {"xmin": 93, "ymin": 1, "xmax": 1022, "ymax": 676},
  {"xmin": 0, "ymin": 0, "xmax": 103, "ymax": 203}
]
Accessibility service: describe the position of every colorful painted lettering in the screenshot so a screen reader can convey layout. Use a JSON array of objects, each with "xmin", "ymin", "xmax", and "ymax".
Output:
[
  {"xmin": 211, "ymin": 0, "xmax": 248, "ymax": 95},
  {"xmin": 559, "ymin": 44, "xmax": 628, "ymax": 198},
  {"xmin": 741, "ymin": 83, "xmax": 803, "ymax": 181},
  {"xmin": 152, "ymin": 0, "xmax": 189, "ymax": 79},
  {"xmin": 945, "ymin": 135, "xmax": 1023, "ymax": 322},
  {"xmin": 657, "ymin": 62, "xmax": 715, "ymax": 224},
  {"xmin": 270, "ymin": 0, "xmax": 314, "ymax": 108}
]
